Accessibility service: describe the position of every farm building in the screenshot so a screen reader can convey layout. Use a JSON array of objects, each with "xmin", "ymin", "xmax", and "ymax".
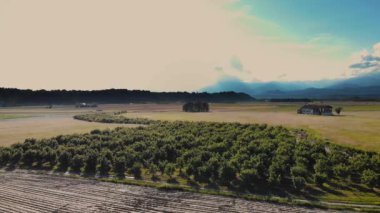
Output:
[
  {"xmin": 75, "ymin": 103, "xmax": 98, "ymax": 108},
  {"xmin": 297, "ymin": 104, "xmax": 333, "ymax": 115},
  {"xmin": 183, "ymin": 102, "xmax": 209, "ymax": 112}
]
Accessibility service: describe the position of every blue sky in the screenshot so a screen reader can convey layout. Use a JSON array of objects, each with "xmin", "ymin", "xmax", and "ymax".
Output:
[{"xmin": 232, "ymin": 0, "xmax": 380, "ymax": 51}]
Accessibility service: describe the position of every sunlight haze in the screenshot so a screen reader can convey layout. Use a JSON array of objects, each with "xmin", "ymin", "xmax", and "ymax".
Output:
[{"xmin": 0, "ymin": 0, "xmax": 379, "ymax": 91}]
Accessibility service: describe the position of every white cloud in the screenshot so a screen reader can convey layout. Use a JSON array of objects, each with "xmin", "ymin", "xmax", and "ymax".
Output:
[
  {"xmin": 373, "ymin": 43, "xmax": 380, "ymax": 57},
  {"xmin": 348, "ymin": 42, "xmax": 380, "ymax": 76}
]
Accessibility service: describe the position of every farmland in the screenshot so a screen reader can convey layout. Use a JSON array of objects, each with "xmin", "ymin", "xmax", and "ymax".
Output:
[
  {"xmin": 0, "ymin": 114, "xmax": 29, "ymax": 120},
  {"xmin": 123, "ymin": 102, "xmax": 380, "ymax": 152},
  {"xmin": 1, "ymin": 102, "xmax": 379, "ymax": 151},
  {"xmin": 0, "ymin": 102, "xmax": 379, "ymax": 212},
  {"xmin": 0, "ymin": 106, "xmax": 137, "ymax": 146},
  {"xmin": 0, "ymin": 170, "xmax": 338, "ymax": 213}
]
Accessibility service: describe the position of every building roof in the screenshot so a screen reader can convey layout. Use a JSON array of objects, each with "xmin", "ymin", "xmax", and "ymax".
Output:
[{"xmin": 300, "ymin": 104, "xmax": 332, "ymax": 109}]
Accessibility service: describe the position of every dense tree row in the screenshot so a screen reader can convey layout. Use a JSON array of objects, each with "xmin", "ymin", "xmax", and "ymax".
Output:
[
  {"xmin": 182, "ymin": 102, "xmax": 210, "ymax": 112},
  {"xmin": 74, "ymin": 113, "xmax": 157, "ymax": 125},
  {"xmin": 0, "ymin": 88, "xmax": 254, "ymax": 106},
  {"xmin": 0, "ymin": 114, "xmax": 379, "ymax": 192}
]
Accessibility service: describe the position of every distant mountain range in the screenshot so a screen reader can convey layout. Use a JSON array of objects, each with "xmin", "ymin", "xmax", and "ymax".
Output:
[{"xmin": 203, "ymin": 71, "xmax": 380, "ymax": 100}]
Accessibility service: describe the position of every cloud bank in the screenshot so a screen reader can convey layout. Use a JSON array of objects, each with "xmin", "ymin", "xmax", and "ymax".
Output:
[{"xmin": 349, "ymin": 43, "xmax": 380, "ymax": 75}]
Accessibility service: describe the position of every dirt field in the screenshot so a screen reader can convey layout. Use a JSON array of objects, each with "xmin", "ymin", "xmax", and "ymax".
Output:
[{"xmin": 0, "ymin": 170, "xmax": 335, "ymax": 213}]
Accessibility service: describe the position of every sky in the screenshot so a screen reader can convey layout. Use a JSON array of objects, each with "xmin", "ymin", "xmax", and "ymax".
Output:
[{"xmin": 0, "ymin": 0, "xmax": 379, "ymax": 91}]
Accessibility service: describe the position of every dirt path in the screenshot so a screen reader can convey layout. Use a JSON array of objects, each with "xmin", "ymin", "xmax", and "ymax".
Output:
[{"xmin": 0, "ymin": 170, "xmax": 336, "ymax": 213}]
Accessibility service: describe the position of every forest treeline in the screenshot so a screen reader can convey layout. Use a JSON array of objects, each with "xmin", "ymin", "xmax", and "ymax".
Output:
[
  {"xmin": 0, "ymin": 88, "xmax": 254, "ymax": 106},
  {"xmin": 1, "ymin": 113, "xmax": 378, "ymax": 193}
]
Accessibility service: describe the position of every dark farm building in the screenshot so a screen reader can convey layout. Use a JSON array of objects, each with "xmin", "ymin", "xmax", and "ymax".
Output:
[{"xmin": 297, "ymin": 104, "xmax": 333, "ymax": 116}]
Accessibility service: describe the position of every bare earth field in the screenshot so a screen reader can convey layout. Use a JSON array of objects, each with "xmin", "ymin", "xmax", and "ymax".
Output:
[{"xmin": 0, "ymin": 170, "xmax": 334, "ymax": 213}]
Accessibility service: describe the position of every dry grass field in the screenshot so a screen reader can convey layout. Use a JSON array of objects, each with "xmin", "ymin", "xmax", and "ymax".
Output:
[
  {"xmin": 1, "ymin": 102, "xmax": 379, "ymax": 152},
  {"xmin": 121, "ymin": 102, "xmax": 380, "ymax": 152},
  {"xmin": 0, "ymin": 106, "xmax": 137, "ymax": 147}
]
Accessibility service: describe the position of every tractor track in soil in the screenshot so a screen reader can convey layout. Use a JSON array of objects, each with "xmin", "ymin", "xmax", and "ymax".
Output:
[{"xmin": 0, "ymin": 170, "xmax": 341, "ymax": 212}]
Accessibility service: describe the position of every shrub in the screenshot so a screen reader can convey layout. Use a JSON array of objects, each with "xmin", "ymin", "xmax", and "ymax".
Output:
[
  {"xmin": 90, "ymin": 129, "xmax": 101, "ymax": 134},
  {"xmin": 11, "ymin": 149, "xmax": 23, "ymax": 165},
  {"xmin": 58, "ymin": 151, "xmax": 71, "ymax": 171},
  {"xmin": 22, "ymin": 150, "xmax": 37, "ymax": 166},
  {"xmin": 332, "ymin": 164, "xmax": 349, "ymax": 178},
  {"xmin": 218, "ymin": 163, "xmax": 236, "ymax": 185},
  {"xmin": 71, "ymin": 155, "xmax": 84, "ymax": 173},
  {"xmin": 46, "ymin": 150, "xmax": 57, "ymax": 167},
  {"xmin": 131, "ymin": 162, "xmax": 142, "ymax": 179},
  {"xmin": 334, "ymin": 107, "xmax": 343, "ymax": 115},
  {"xmin": 314, "ymin": 159, "xmax": 331, "ymax": 178},
  {"xmin": 194, "ymin": 166, "xmax": 212, "ymax": 183},
  {"xmin": 164, "ymin": 163, "xmax": 176, "ymax": 178},
  {"xmin": 361, "ymin": 169, "xmax": 379, "ymax": 187},
  {"xmin": 113, "ymin": 157, "xmax": 126, "ymax": 177},
  {"xmin": 84, "ymin": 151, "xmax": 98, "ymax": 174},
  {"xmin": 291, "ymin": 165, "xmax": 307, "ymax": 177},
  {"xmin": 292, "ymin": 176, "xmax": 306, "ymax": 190},
  {"xmin": 148, "ymin": 164, "xmax": 159, "ymax": 177},
  {"xmin": 0, "ymin": 149, "xmax": 11, "ymax": 166},
  {"xmin": 240, "ymin": 169, "xmax": 260, "ymax": 186},
  {"xmin": 314, "ymin": 173, "xmax": 327, "ymax": 186},
  {"xmin": 99, "ymin": 156, "xmax": 112, "ymax": 176}
]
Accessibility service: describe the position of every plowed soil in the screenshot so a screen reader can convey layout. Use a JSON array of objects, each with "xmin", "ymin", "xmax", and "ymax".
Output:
[{"xmin": 0, "ymin": 170, "xmax": 335, "ymax": 213}]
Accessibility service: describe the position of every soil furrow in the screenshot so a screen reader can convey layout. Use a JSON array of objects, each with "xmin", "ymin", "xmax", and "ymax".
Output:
[{"xmin": 0, "ymin": 170, "xmax": 336, "ymax": 212}]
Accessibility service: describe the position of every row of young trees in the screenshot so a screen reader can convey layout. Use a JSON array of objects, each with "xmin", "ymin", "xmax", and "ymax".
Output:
[
  {"xmin": 0, "ymin": 113, "xmax": 379, "ymax": 192},
  {"xmin": 73, "ymin": 113, "xmax": 156, "ymax": 125}
]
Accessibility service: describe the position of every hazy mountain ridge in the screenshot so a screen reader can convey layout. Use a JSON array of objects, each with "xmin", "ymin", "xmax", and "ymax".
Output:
[{"xmin": 203, "ymin": 71, "xmax": 380, "ymax": 99}]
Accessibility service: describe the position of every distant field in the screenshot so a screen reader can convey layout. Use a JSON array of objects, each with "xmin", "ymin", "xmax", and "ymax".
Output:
[
  {"xmin": 0, "ymin": 106, "xmax": 137, "ymax": 146},
  {"xmin": 121, "ymin": 102, "xmax": 380, "ymax": 152},
  {"xmin": 0, "ymin": 114, "xmax": 30, "ymax": 120},
  {"xmin": 1, "ymin": 102, "xmax": 379, "ymax": 152}
]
